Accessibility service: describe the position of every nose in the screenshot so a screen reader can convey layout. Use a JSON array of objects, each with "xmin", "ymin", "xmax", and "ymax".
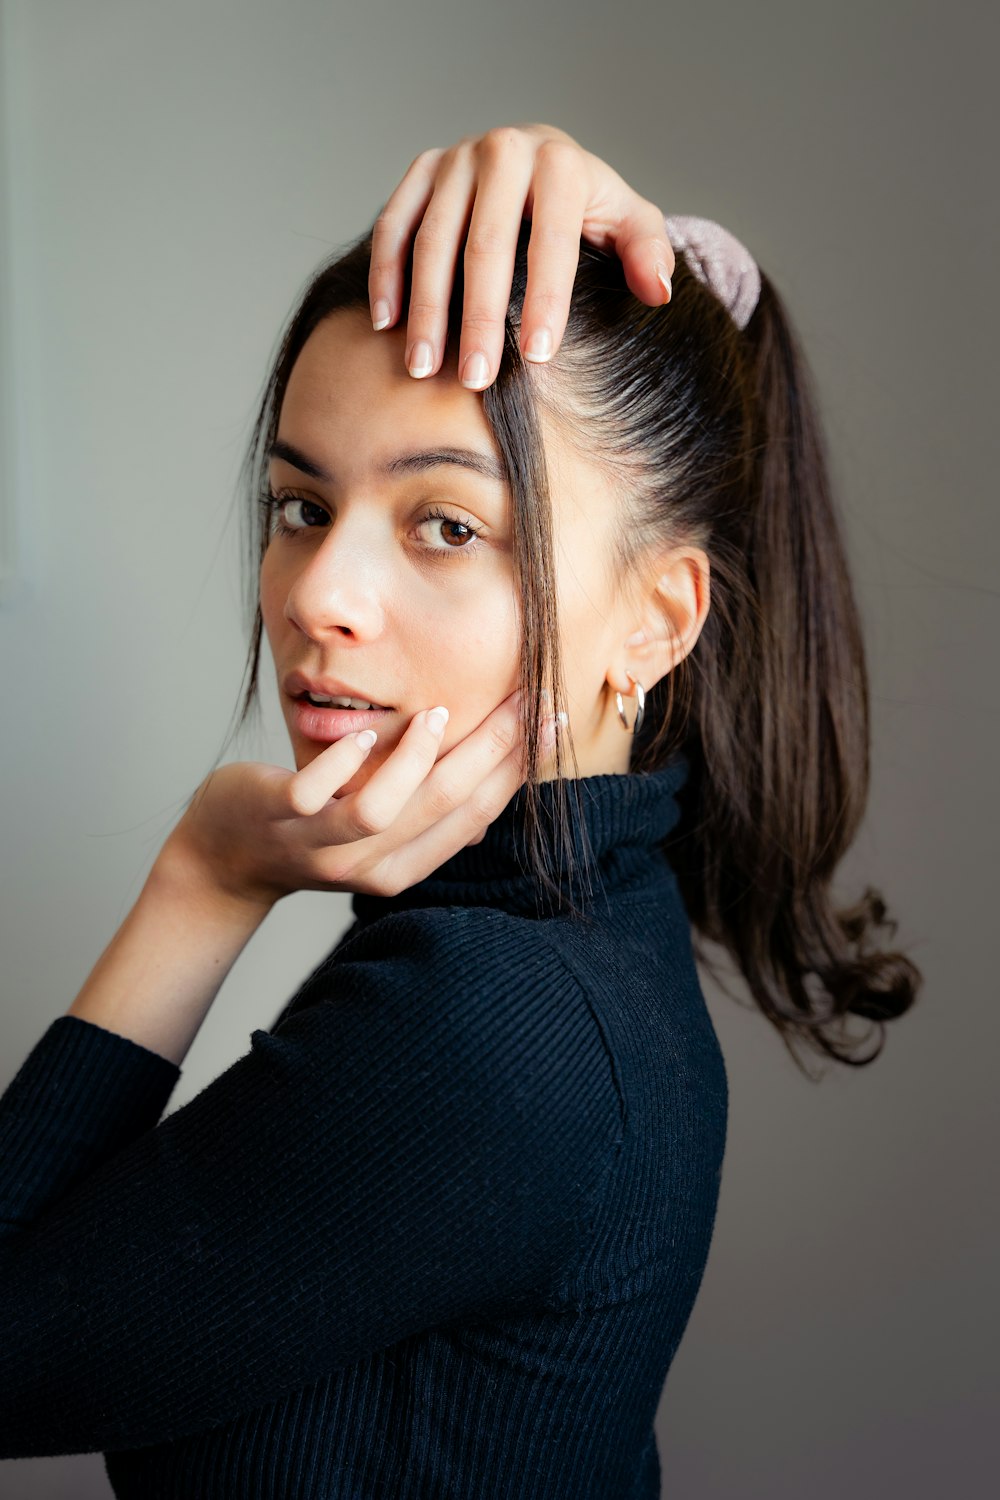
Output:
[{"xmin": 282, "ymin": 522, "xmax": 387, "ymax": 642}]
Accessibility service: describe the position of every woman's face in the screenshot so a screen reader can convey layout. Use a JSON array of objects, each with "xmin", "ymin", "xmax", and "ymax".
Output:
[{"xmin": 259, "ymin": 308, "xmax": 643, "ymax": 797}]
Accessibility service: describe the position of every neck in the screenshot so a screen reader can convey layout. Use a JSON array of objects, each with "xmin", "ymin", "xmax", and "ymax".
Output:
[{"xmin": 350, "ymin": 752, "xmax": 691, "ymax": 928}]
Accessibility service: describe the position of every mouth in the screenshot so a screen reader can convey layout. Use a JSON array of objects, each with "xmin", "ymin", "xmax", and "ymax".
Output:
[
  {"xmin": 295, "ymin": 689, "xmax": 394, "ymax": 712},
  {"xmin": 289, "ymin": 695, "xmax": 395, "ymax": 745}
]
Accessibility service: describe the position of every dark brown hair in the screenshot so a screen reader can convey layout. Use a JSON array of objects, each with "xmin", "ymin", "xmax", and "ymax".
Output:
[{"xmin": 211, "ymin": 217, "xmax": 922, "ymax": 1078}]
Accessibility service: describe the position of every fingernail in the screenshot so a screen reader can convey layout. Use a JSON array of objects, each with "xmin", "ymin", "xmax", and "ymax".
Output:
[
  {"xmin": 426, "ymin": 705, "xmax": 449, "ymax": 735},
  {"xmin": 624, "ymin": 628, "xmax": 648, "ymax": 647},
  {"xmin": 460, "ymin": 351, "xmax": 490, "ymax": 389},
  {"xmin": 523, "ymin": 328, "xmax": 552, "ymax": 363},
  {"xmin": 372, "ymin": 298, "xmax": 391, "ymax": 331},
  {"xmin": 408, "ymin": 340, "xmax": 434, "ymax": 378},
  {"xmin": 355, "ymin": 728, "xmax": 378, "ymax": 751},
  {"xmin": 655, "ymin": 263, "xmax": 672, "ymax": 304}
]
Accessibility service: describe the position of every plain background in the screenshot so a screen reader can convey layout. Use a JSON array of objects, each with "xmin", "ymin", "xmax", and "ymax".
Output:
[{"xmin": 1, "ymin": 1, "xmax": 996, "ymax": 1495}]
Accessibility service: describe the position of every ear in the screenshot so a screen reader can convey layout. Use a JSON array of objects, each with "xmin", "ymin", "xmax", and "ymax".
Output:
[{"xmin": 610, "ymin": 545, "xmax": 710, "ymax": 697}]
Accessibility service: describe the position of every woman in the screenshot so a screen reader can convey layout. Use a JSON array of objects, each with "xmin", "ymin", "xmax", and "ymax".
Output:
[{"xmin": 0, "ymin": 124, "xmax": 921, "ymax": 1495}]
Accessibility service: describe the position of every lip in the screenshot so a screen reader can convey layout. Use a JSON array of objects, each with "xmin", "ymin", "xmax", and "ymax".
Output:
[
  {"xmin": 283, "ymin": 669, "xmax": 394, "ymax": 711},
  {"xmin": 290, "ymin": 699, "xmax": 395, "ymax": 744}
]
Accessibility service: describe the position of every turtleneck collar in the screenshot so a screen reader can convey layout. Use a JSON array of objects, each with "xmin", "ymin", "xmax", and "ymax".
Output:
[{"xmin": 351, "ymin": 751, "xmax": 690, "ymax": 926}]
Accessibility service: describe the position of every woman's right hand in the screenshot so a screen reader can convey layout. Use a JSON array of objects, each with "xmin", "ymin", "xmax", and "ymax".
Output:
[
  {"xmin": 157, "ymin": 691, "xmax": 563, "ymax": 908},
  {"xmin": 368, "ymin": 122, "xmax": 675, "ymax": 392}
]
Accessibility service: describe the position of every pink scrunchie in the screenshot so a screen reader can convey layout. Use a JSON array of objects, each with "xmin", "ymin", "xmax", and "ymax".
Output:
[{"xmin": 663, "ymin": 214, "xmax": 761, "ymax": 331}]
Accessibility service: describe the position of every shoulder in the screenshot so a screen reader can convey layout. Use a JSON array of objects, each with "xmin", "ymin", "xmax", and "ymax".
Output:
[
  {"xmin": 330, "ymin": 903, "xmax": 594, "ymax": 1016},
  {"xmin": 271, "ymin": 904, "xmax": 625, "ymax": 1146},
  {"xmin": 334, "ymin": 902, "xmax": 529, "ymax": 953},
  {"xmin": 317, "ymin": 903, "xmax": 577, "ymax": 1022}
]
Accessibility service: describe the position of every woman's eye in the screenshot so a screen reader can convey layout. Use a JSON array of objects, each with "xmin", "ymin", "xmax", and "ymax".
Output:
[
  {"xmin": 261, "ymin": 495, "xmax": 328, "ymax": 536},
  {"xmin": 415, "ymin": 507, "xmax": 486, "ymax": 557}
]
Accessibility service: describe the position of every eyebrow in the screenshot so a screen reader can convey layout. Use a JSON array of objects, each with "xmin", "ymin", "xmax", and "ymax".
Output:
[{"xmin": 268, "ymin": 439, "xmax": 508, "ymax": 487}]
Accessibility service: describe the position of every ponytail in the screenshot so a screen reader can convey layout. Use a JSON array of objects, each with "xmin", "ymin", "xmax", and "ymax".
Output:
[{"xmin": 662, "ymin": 269, "xmax": 922, "ymax": 1074}]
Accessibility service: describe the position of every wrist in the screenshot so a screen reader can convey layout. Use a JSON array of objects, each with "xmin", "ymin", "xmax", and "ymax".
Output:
[
  {"xmin": 66, "ymin": 844, "xmax": 275, "ymax": 1067},
  {"xmin": 152, "ymin": 828, "xmax": 282, "ymax": 922}
]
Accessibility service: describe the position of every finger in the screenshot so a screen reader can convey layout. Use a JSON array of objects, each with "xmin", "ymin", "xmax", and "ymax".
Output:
[
  {"xmin": 378, "ymin": 707, "xmax": 564, "ymax": 883},
  {"xmin": 284, "ymin": 729, "xmax": 379, "ymax": 817},
  {"xmin": 403, "ymin": 151, "xmax": 479, "ymax": 379},
  {"xmin": 330, "ymin": 686, "xmax": 521, "ymax": 848},
  {"xmin": 610, "ymin": 198, "xmax": 677, "ymax": 309},
  {"xmin": 376, "ymin": 733, "xmax": 529, "ymax": 891},
  {"xmin": 408, "ymin": 688, "xmax": 525, "ymax": 832},
  {"xmin": 328, "ymin": 705, "xmax": 453, "ymax": 843},
  {"xmin": 368, "ymin": 147, "xmax": 447, "ymax": 335},
  {"xmin": 516, "ymin": 138, "xmax": 590, "ymax": 365},
  {"xmin": 453, "ymin": 129, "xmax": 536, "ymax": 390}
]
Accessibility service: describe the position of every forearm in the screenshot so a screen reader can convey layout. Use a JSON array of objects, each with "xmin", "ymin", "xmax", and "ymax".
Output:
[{"xmin": 66, "ymin": 845, "xmax": 274, "ymax": 1067}]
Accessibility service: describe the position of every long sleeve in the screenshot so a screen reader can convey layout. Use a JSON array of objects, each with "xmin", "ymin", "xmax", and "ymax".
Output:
[{"xmin": 0, "ymin": 906, "xmax": 623, "ymax": 1459}]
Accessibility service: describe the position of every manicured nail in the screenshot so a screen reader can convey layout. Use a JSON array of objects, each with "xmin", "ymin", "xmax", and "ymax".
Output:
[
  {"xmin": 460, "ymin": 351, "xmax": 490, "ymax": 389},
  {"xmin": 655, "ymin": 263, "xmax": 672, "ymax": 303},
  {"xmin": 523, "ymin": 328, "xmax": 552, "ymax": 363},
  {"xmin": 426, "ymin": 705, "xmax": 449, "ymax": 735},
  {"xmin": 408, "ymin": 340, "xmax": 434, "ymax": 378},
  {"xmin": 372, "ymin": 298, "xmax": 391, "ymax": 331},
  {"xmin": 355, "ymin": 728, "xmax": 378, "ymax": 751}
]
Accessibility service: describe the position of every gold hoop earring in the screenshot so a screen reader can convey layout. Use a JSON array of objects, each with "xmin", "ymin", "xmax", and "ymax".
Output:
[{"xmin": 615, "ymin": 671, "xmax": 645, "ymax": 736}]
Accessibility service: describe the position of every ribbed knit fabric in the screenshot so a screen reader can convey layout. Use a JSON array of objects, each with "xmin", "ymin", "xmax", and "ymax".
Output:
[{"xmin": 0, "ymin": 753, "xmax": 728, "ymax": 1498}]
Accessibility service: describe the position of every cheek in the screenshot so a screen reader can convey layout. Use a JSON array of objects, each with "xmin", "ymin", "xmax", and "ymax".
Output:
[
  {"xmin": 406, "ymin": 579, "xmax": 520, "ymax": 708},
  {"xmin": 258, "ymin": 554, "xmax": 285, "ymax": 634}
]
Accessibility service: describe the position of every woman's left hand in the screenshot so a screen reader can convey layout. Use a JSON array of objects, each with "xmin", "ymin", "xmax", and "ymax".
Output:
[
  {"xmin": 368, "ymin": 121, "xmax": 675, "ymax": 392},
  {"xmin": 158, "ymin": 691, "xmax": 549, "ymax": 909}
]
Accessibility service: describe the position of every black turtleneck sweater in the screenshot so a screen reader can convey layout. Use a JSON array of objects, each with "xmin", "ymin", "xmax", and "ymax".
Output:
[{"xmin": 0, "ymin": 755, "xmax": 728, "ymax": 1498}]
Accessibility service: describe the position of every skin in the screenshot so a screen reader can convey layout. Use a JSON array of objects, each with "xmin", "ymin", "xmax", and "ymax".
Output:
[{"xmin": 260, "ymin": 308, "xmax": 710, "ymax": 797}]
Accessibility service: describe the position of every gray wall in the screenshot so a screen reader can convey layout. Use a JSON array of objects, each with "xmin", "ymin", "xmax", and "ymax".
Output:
[{"xmin": 1, "ymin": 0, "xmax": 995, "ymax": 1495}]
